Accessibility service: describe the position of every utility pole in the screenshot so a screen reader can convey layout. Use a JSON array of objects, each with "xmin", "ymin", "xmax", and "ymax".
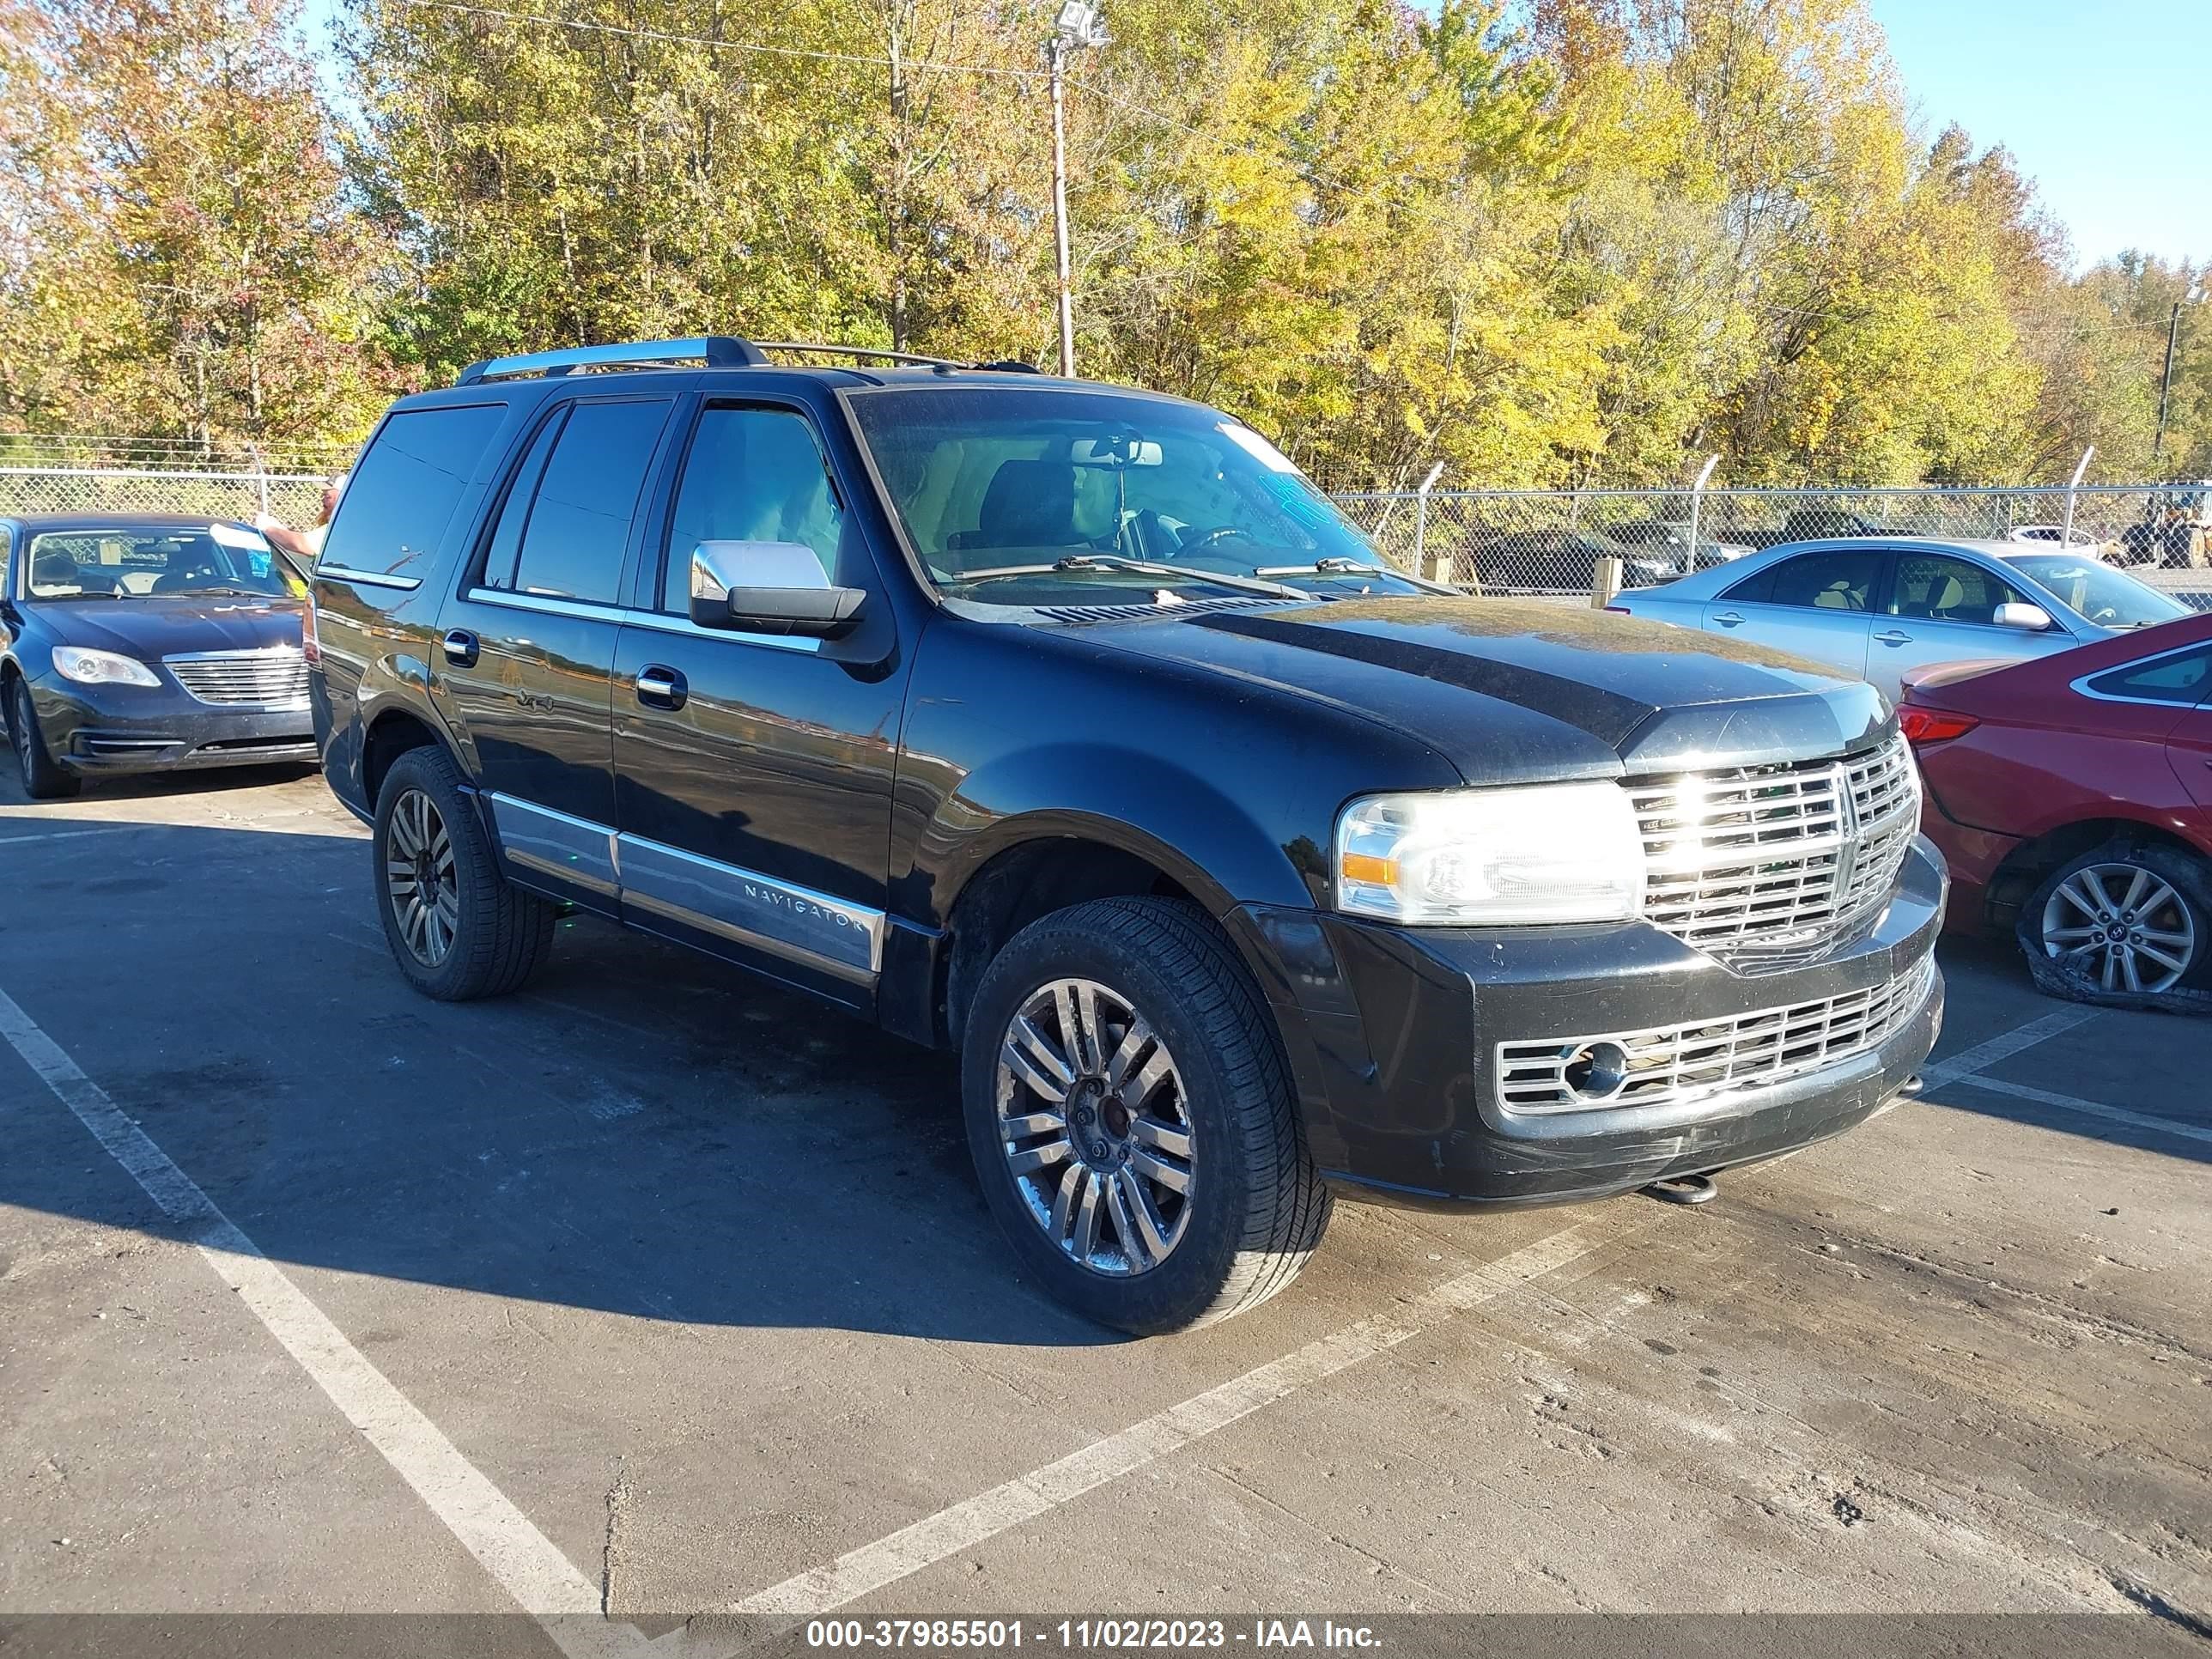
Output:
[
  {"xmin": 1045, "ymin": 3, "xmax": 1107, "ymax": 377},
  {"xmin": 2154, "ymin": 301, "xmax": 2183, "ymax": 465}
]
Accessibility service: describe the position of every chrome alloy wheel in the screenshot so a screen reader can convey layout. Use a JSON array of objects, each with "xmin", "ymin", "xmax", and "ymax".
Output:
[
  {"xmin": 2039, "ymin": 861, "xmax": 2198, "ymax": 994},
  {"xmin": 995, "ymin": 978, "xmax": 1195, "ymax": 1276},
  {"xmin": 386, "ymin": 787, "xmax": 459, "ymax": 968}
]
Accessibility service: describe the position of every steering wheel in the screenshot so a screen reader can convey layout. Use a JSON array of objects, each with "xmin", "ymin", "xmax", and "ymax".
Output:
[{"xmin": 1177, "ymin": 525, "xmax": 1251, "ymax": 555}]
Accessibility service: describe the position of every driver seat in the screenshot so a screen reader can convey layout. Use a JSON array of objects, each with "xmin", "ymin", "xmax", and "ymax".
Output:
[
  {"xmin": 947, "ymin": 459, "xmax": 1080, "ymax": 556},
  {"xmin": 30, "ymin": 553, "xmax": 84, "ymax": 592}
]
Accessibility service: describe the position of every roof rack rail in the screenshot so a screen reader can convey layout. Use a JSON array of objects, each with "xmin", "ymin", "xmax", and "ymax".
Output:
[
  {"xmin": 753, "ymin": 341, "xmax": 957, "ymax": 368},
  {"xmin": 753, "ymin": 341, "xmax": 1044, "ymax": 374},
  {"xmin": 456, "ymin": 337, "xmax": 769, "ymax": 385}
]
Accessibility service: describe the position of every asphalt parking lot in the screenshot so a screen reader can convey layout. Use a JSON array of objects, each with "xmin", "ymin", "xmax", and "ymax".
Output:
[{"xmin": 2, "ymin": 762, "xmax": 2208, "ymax": 1653}]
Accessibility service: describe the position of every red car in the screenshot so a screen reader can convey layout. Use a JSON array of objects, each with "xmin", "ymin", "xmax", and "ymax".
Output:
[{"xmin": 1899, "ymin": 611, "xmax": 2212, "ymax": 1008}]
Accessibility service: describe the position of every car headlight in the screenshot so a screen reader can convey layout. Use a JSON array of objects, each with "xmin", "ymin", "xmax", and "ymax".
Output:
[
  {"xmin": 1334, "ymin": 781, "xmax": 1645, "ymax": 925},
  {"xmin": 52, "ymin": 646, "xmax": 161, "ymax": 688}
]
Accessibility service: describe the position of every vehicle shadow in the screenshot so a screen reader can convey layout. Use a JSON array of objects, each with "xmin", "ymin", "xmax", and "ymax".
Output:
[
  {"xmin": 0, "ymin": 757, "xmax": 321, "ymax": 808},
  {"xmin": 1917, "ymin": 935, "xmax": 2212, "ymax": 1164},
  {"xmin": 0, "ymin": 815, "xmax": 1119, "ymax": 1348}
]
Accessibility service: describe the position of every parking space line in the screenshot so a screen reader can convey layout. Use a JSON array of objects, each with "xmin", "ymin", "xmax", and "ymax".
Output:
[
  {"xmin": 0, "ymin": 825, "xmax": 167, "ymax": 847},
  {"xmin": 1917, "ymin": 1006, "xmax": 2098, "ymax": 1090},
  {"xmin": 0, "ymin": 985, "xmax": 647, "ymax": 1659},
  {"xmin": 709, "ymin": 1218, "xmax": 1635, "ymax": 1622},
  {"xmin": 1950, "ymin": 1073, "xmax": 2212, "ymax": 1147}
]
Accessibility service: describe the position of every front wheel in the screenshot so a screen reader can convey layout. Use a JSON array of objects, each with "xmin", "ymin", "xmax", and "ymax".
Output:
[
  {"xmin": 7, "ymin": 678, "xmax": 80, "ymax": 800},
  {"xmin": 962, "ymin": 897, "xmax": 1330, "ymax": 1334},
  {"xmin": 373, "ymin": 745, "xmax": 555, "ymax": 1000}
]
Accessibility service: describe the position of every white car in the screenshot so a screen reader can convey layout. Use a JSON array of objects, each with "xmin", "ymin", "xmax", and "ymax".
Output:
[
  {"xmin": 2008, "ymin": 524, "xmax": 2105, "ymax": 548},
  {"xmin": 1607, "ymin": 536, "xmax": 2190, "ymax": 703}
]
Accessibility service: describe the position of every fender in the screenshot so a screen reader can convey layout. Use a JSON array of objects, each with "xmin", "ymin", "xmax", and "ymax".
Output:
[{"xmin": 910, "ymin": 744, "xmax": 1319, "ymax": 925}]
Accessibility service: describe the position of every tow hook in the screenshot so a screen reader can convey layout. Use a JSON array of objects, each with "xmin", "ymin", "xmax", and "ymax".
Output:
[
  {"xmin": 1640, "ymin": 1172, "xmax": 1718, "ymax": 1206},
  {"xmin": 1897, "ymin": 1074, "xmax": 1926, "ymax": 1098}
]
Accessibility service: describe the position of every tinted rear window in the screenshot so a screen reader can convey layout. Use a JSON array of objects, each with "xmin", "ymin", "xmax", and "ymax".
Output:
[
  {"xmin": 321, "ymin": 404, "xmax": 507, "ymax": 583},
  {"xmin": 508, "ymin": 398, "xmax": 671, "ymax": 603},
  {"xmin": 2085, "ymin": 646, "xmax": 2212, "ymax": 706}
]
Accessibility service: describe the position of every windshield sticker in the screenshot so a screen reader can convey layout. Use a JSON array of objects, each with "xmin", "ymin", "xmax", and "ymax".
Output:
[
  {"xmin": 209, "ymin": 522, "xmax": 270, "ymax": 550},
  {"xmin": 1217, "ymin": 422, "xmax": 1300, "ymax": 474}
]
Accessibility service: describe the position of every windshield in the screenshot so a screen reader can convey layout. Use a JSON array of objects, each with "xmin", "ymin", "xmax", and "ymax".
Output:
[
  {"xmin": 24, "ymin": 526, "xmax": 306, "ymax": 602},
  {"xmin": 2011, "ymin": 554, "xmax": 2187, "ymax": 629},
  {"xmin": 846, "ymin": 386, "xmax": 1407, "ymax": 601}
]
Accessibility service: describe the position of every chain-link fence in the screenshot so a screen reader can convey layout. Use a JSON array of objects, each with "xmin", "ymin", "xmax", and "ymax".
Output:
[
  {"xmin": 0, "ymin": 466, "xmax": 332, "ymax": 529},
  {"xmin": 1334, "ymin": 483, "xmax": 2212, "ymax": 608},
  {"xmin": 5, "ymin": 465, "xmax": 2211, "ymax": 612}
]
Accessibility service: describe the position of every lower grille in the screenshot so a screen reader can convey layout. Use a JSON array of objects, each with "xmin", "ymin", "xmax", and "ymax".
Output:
[
  {"xmin": 164, "ymin": 647, "xmax": 309, "ymax": 708},
  {"xmin": 1494, "ymin": 957, "xmax": 1936, "ymax": 1115}
]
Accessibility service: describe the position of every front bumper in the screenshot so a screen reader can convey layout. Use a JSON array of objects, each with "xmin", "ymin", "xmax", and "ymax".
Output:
[
  {"xmin": 29, "ymin": 676, "xmax": 316, "ymax": 775},
  {"xmin": 1227, "ymin": 838, "xmax": 1947, "ymax": 1208}
]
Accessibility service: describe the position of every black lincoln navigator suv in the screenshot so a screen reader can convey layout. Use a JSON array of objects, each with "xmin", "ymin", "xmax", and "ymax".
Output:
[{"xmin": 308, "ymin": 337, "xmax": 1944, "ymax": 1334}]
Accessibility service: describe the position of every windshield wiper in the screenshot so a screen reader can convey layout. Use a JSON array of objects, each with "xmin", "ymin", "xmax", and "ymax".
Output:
[
  {"xmin": 161, "ymin": 586, "xmax": 265, "ymax": 598},
  {"xmin": 1253, "ymin": 557, "xmax": 1392, "ymax": 577},
  {"xmin": 946, "ymin": 554, "xmax": 1308, "ymax": 600}
]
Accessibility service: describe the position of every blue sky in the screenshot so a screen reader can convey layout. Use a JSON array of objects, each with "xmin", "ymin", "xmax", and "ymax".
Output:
[
  {"xmin": 1869, "ymin": 0, "xmax": 2209, "ymax": 271},
  {"xmin": 296, "ymin": 0, "xmax": 2207, "ymax": 273}
]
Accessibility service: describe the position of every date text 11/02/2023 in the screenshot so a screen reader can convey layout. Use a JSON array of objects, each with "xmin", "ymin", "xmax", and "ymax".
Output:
[{"xmin": 802, "ymin": 1620, "xmax": 1383, "ymax": 1650}]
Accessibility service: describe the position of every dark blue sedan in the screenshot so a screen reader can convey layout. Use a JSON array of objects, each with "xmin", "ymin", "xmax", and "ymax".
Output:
[{"xmin": 2, "ymin": 514, "xmax": 316, "ymax": 799}]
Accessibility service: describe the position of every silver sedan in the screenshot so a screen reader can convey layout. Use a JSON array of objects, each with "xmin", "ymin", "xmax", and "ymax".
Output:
[{"xmin": 1608, "ymin": 537, "xmax": 2191, "ymax": 703}]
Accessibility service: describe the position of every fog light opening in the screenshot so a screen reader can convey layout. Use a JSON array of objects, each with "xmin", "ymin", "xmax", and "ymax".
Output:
[{"xmin": 1562, "ymin": 1039, "xmax": 1631, "ymax": 1103}]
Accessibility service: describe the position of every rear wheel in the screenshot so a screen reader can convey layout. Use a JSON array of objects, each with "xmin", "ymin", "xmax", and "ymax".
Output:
[
  {"xmin": 2021, "ymin": 841, "xmax": 2209, "ymax": 1006},
  {"xmin": 963, "ymin": 896, "xmax": 1330, "ymax": 1334},
  {"xmin": 7, "ymin": 678, "xmax": 80, "ymax": 800},
  {"xmin": 373, "ymin": 745, "xmax": 555, "ymax": 1000}
]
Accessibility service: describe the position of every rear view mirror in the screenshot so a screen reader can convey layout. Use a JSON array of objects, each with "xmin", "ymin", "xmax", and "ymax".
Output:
[
  {"xmin": 689, "ymin": 540, "xmax": 865, "ymax": 638},
  {"xmin": 1992, "ymin": 601, "xmax": 2054, "ymax": 632},
  {"xmin": 1070, "ymin": 435, "xmax": 1163, "ymax": 468}
]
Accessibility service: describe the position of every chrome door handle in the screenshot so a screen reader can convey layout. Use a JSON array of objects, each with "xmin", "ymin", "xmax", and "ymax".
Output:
[
  {"xmin": 1711, "ymin": 611, "xmax": 1746, "ymax": 626},
  {"xmin": 1874, "ymin": 629, "xmax": 1912, "ymax": 646},
  {"xmin": 441, "ymin": 629, "xmax": 478, "ymax": 667},
  {"xmin": 635, "ymin": 665, "xmax": 687, "ymax": 710}
]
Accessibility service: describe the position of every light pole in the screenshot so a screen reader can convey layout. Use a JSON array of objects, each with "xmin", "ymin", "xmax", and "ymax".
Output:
[{"xmin": 1046, "ymin": 1, "xmax": 1107, "ymax": 377}]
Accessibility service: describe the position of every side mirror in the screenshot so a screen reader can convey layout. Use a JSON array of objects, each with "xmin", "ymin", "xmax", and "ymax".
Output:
[
  {"xmin": 1992, "ymin": 601, "xmax": 2054, "ymax": 632},
  {"xmin": 689, "ymin": 540, "xmax": 865, "ymax": 638}
]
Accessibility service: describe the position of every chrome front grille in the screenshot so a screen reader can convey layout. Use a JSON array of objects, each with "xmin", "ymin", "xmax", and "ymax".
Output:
[
  {"xmin": 163, "ymin": 647, "xmax": 309, "ymax": 708},
  {"xmin": 1626, "ymin": 736, "xmax": 1918, "ymax": 955},
  {"xmin": 1494, "ymin": 957, "xmax": 1936, "ymax": 1115}
]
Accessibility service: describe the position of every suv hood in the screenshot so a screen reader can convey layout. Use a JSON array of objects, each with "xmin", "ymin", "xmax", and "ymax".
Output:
[
  {"xmin": 1082, "ymin": 595, "xmax": 1890, "ymax": 784},
  {"xmin": 29, "ymin": 596, "xmax": 302, "ymax": 660}
]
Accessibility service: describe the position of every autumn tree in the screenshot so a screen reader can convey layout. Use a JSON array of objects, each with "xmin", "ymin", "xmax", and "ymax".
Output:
[{"xmin": 0, "ymin": 0, "xmax": 392, "ymax": 455}]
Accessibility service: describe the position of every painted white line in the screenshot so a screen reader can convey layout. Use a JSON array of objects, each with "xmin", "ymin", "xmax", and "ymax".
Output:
[
  {"xmin": 0, "ymin": 985, "xmax": 646, "ymax": 1659},
  {"xmin": 1951, "ymin": 1073, "xmax": 2212, "ymax": 1147},
  {"xmin": 1917, "ymin": 1006, "xmax": 2098, "ymax": 1091},
  {"xmin": 714, "ymin": 1219, "xmax": 1630, "ymax": 1620},
  {"xmin": 0, "ymin": 824, "xmax": 161, "ymax": 847}
]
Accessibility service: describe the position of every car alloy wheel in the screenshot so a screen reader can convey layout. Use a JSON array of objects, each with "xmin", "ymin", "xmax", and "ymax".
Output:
[
  {"xmin": 2039, "ymin": 860, "xmax": 2198, "ymax": 995},
  {"xmin": 385, "ymin": 787, "xmax": 460, "ymax": 968},
  {"xmin": 994, "ymin": 976, "xmax": 1195, "ymax": 1276}
]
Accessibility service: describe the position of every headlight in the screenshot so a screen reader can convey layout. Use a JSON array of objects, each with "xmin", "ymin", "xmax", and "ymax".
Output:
[
  {"xmin": 52, "ymin": 646, "xmax": 161, "ymax": 688},
  {"xmin": 1334, "ymin": 781, "xmax": 1644, "ymax": 925}
]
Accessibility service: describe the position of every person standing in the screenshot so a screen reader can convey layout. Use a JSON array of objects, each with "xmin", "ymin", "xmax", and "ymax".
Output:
[{"xmin": 257, "ymin": 474, "xmax": 344, "ymax": 563}]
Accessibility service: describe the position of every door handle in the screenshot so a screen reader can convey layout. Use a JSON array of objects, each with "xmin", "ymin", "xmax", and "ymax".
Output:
[
  {"xmin": 1711, "ymin": 611, "xmax": 1746, "ymax": 626},
  {"xmin": 635, "ymin": 665, "xmax": 688, "ymax": 710},
  {"xmin": 441, "ymin": 629, "xmax": 478, "ymax": 667},
  {"xmin": 1874, "ymin": 629, "xmax": 1912, "ymax": 646}
]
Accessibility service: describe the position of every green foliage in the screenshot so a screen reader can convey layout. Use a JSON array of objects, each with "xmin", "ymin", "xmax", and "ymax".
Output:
[
  {"xmin": 0, "ymin": 0, "xmax": 394, "ymax": 453},
  {"xmin": 2, "ymin": 0, "xmax": 2204, "ymax": 484}
]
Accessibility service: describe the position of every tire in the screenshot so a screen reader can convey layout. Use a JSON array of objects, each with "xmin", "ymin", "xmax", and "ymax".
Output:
[
  {"xmin": 961, "ymin": 896, "xmax": 1331, "ymax": 1334},
  {"xmin": 373, "ymin": 744, "xmax": 555, "ymax": 1000},
  {"xmin": 7, "ymin": 677, "xmax": 81, "ymax": 800},
  {"xmin": 2016, "ymin": 838, "xmax": 2212, "ymax": 1012}
]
